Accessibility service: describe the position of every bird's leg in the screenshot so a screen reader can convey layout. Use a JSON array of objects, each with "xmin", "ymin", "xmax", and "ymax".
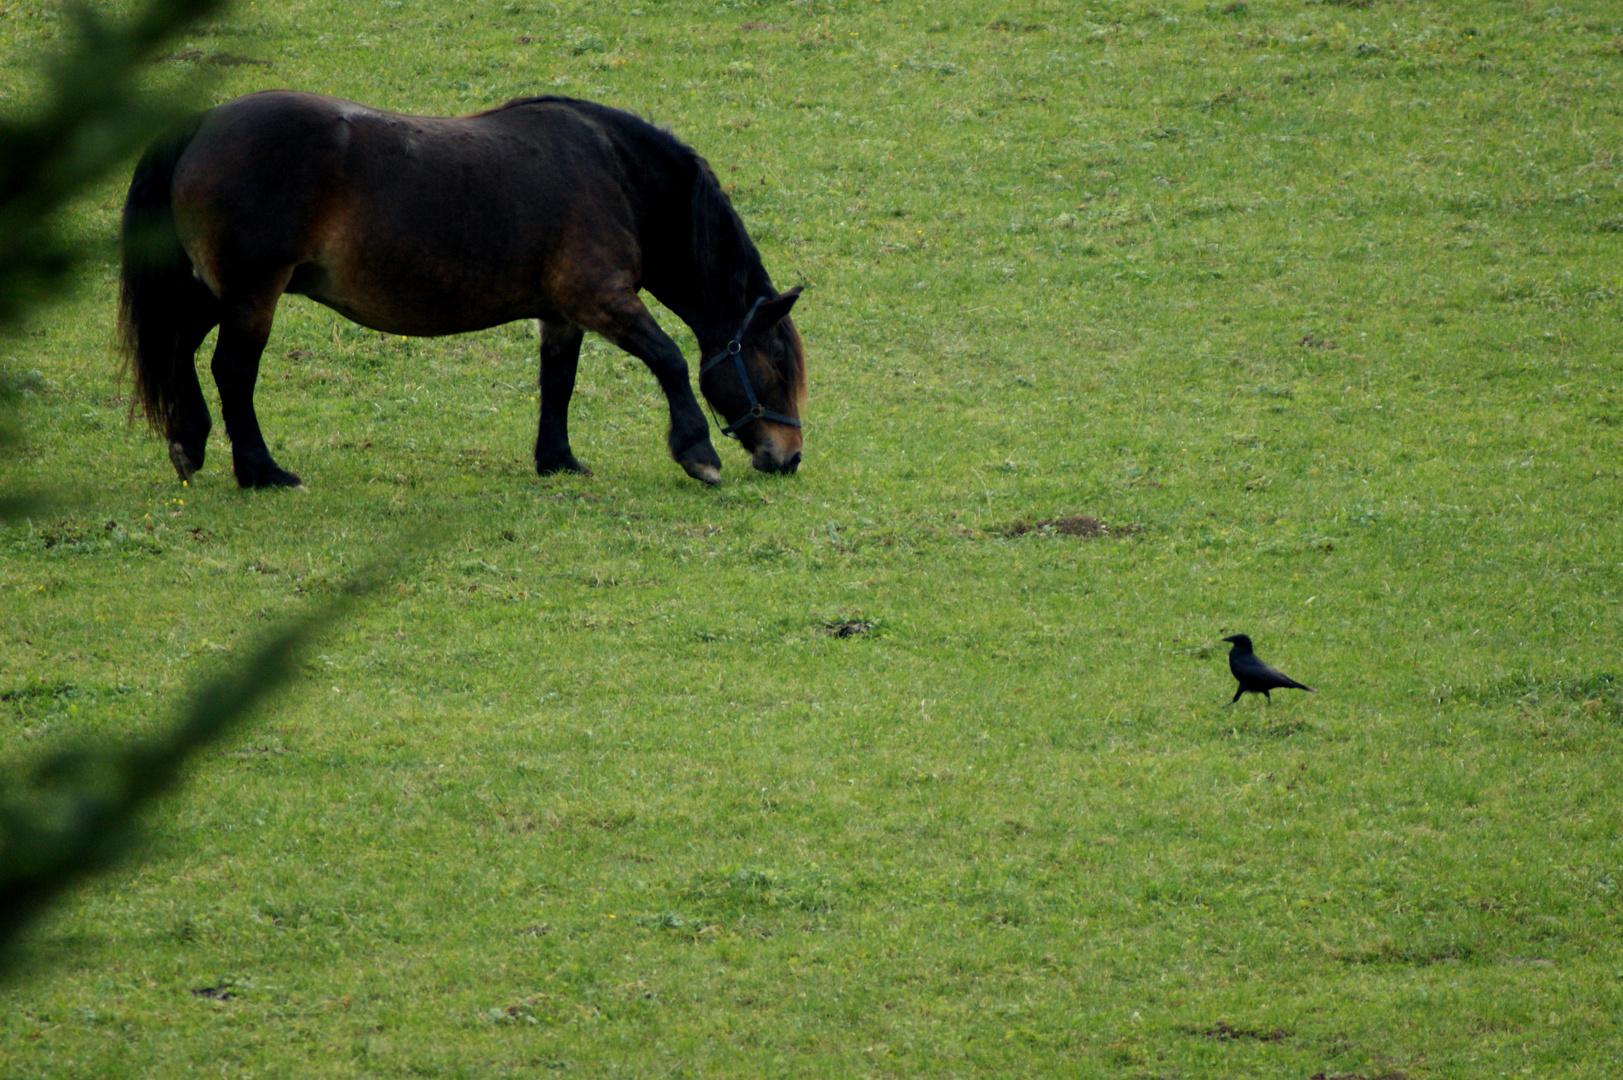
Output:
[{"xmin": 1228, "ymin": 687, "xmax": 1244, "ymax": 706}]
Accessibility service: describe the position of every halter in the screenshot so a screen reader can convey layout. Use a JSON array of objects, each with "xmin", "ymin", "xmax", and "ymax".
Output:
[{"xmin": 697, "ymin": 296, "xmax": 803, "ymax": 440}]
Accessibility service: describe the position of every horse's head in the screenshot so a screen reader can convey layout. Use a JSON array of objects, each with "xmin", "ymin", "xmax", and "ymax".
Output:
[{"xmin": 698, "ymin": 287, "xmax": 805, "ymax": 475}]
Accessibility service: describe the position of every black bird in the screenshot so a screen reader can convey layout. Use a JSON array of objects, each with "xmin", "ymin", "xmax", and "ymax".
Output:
[{"xmin": 1222, "ymin": 634, "xmax": 1316, "ymax": 705}]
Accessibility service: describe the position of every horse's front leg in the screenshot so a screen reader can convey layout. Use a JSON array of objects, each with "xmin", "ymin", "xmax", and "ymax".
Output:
[
  {"xmin": 580, "ymin": 296, "xmax": 721, "ymax": 486},
  {"xmin": 210, "ymin": 290, "xmax": 302, "ymax": 489},
  {"xmin": 534, "ymin": 320, "xmax": 590, "ymax": 476}
]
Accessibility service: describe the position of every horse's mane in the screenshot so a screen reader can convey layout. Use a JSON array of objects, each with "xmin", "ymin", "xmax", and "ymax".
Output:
[
  {"xmin": 492, "ymin": 96, "xmax": 766, "ymax": 304},
  {"xmin": 493, "ymin": 96, "xmax": 803, "ymax": 391}
]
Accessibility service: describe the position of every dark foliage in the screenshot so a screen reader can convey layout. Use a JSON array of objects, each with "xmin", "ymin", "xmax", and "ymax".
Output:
[
  {"xmin": 0, "ymin": 0, "xmax": 229, "ymax": 331},
  {"xmin": 0, "ymin": 591, "xmax": 365, "ymax": 970},
  {"xmin": 0, "ymin": 0, "xmax": 390, "ymax": 979}
]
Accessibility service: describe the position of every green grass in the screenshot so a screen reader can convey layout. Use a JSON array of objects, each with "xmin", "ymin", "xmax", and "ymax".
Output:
[{"xmin": 4, "ymin": 0, "xmax": 1623, "ymax": 1075}]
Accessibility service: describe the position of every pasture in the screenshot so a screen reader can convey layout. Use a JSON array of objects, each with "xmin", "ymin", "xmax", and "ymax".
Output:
[{"xmin": 3, "ymin": 0, "xmax": 1622, "ymax": 1075}]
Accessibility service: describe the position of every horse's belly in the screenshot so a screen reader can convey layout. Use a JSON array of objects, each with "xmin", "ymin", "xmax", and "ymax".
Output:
[{"xmin": 290, "ymin": 243, "xmax": 558, "ymax": 336}]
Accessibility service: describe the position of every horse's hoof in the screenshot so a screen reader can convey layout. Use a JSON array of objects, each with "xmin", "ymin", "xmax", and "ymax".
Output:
[
  {"xmin": 675, "ymin": 438, "xmax": 722, "ymax": 486},
  {"xmin": 682, "ymin": 461, "xmax": 722, "ymax": 486},
  {"xmin": 169, "ymin": 441, "xmax": 203, "ymax": 482},
  {"xmin": 234, "ymin": 464, "xmax": 304, "ymax": 489},
  {"xmin": 536, "ymin": 455, "xmax": 591, "ymax": 477}
]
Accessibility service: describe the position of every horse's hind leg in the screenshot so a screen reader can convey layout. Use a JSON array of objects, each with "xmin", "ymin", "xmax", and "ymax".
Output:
[
  {"xmin": 576, "ymin": 294, "xmax": 721, "ymax": 486},
  {"xmin": 166, "ymin": 277, "xmax": 223, "ymax": 481},
  {"xmin": 534, "ymin": 320, "xmax": 590, "ymax": 476},
  {"xmin": 210, "ymin": 286, "xmax": 301, "ymax": 489}
]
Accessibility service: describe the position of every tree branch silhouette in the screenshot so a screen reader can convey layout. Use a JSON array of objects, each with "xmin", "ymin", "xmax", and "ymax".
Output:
[{"xmin": 0, "ymin": 0, "xmax": 410, "ymax": 978}]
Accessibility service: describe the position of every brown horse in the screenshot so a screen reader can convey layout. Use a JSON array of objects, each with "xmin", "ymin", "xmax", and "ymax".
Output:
[{"xmin": 118, "ymin": 91, "xmax": 805, "ymax": 488}]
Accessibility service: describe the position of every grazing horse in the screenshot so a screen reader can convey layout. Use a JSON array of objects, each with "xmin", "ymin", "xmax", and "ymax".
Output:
[{"xmin": 118, "ymin": 91, "xmax": 805, "ymax": 488}]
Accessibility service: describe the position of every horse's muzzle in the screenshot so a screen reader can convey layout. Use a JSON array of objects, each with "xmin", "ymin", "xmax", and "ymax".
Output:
[
  {"xmin": 749, "ymin": 420, "xmax": 802, "ymax": 475},
  {"xmin": 752, "ymin": 448, "xmax": 801, "ymax": 475}
]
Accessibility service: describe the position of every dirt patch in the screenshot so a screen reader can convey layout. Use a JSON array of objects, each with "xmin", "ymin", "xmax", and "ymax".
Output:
[
  {"xmin": 1311, "ymin": 1073, "xmax": 1409, "ymax": 1080},
  {"xmin": 1337, "ymin": 940, "xmax": 1473, "ymax": 966},
  {"xmin": 39, "ymin": 519, "xmax": 119, "ymax": 549},
  {"xmin": 192, "ymin": 985, "xmax": 237, "ymax": 1001},
  {"xmin": 824, "ymin": 620, "xmax": 872, "ymax": 638},
  {"xmin": 1003, "ymin": 515, "xmax": 1140, "ymax": 539},
  {"xmin": 739, "ymin": 21, "xmax": 787, "ymax": 31},
  {"xmin": 158, "ymin": 49, "xmax": 270, "ymax": 67},
  {"xmin": 1185, "ymin": 1020, "xmax": 1289, "ymax": 1042}
]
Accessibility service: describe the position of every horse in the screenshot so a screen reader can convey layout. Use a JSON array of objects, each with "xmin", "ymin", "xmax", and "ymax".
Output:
[{"xmin": 117, "ymin": 91, "xmax": 805, "ymax": 488}]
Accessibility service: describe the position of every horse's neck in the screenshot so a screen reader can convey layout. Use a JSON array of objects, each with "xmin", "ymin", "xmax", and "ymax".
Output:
[
  {"xmin": 649, "ymin": 267, "xmax": 766, "ymax": 356},
  {"xmin": 645, "ymin": 159, "xmax": 772, "ymax": 353}
]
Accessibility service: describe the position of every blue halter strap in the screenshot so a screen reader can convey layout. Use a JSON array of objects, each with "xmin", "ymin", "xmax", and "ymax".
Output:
[{"xmin": 698, "ymin": 296, "xmax": 803, "ymax": 440}]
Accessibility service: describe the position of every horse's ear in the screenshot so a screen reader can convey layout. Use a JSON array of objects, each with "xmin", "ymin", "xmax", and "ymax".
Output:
[{"xmin": 754, "ymin": 286, "xmax": 802, "ymax": 331}]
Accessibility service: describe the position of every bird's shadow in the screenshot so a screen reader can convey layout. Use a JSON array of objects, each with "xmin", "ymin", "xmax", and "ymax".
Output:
[{"xmin": 1215, "ymin": 713, "xmax": 1316, "ymax": 739}]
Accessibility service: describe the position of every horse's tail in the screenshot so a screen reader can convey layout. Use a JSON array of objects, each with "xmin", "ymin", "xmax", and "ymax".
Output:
[{"xmin": 117, "ymin": 114, "xmax": 204, "ymax": 435}]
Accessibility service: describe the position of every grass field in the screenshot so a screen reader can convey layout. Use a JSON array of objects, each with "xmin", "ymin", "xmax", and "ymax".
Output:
[{"xmin": 3, "ymin": 0, "xmax": 1623, "ymax": 1075}]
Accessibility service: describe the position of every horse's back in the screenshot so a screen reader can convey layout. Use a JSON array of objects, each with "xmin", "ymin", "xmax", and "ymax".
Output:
[
  {"xmin": 178, "ymin": 91, "xmax": 628, "ymax": 217},
  {"xmin": 169, "ymin": 92, "xmax": 648, "ymax": 334}
]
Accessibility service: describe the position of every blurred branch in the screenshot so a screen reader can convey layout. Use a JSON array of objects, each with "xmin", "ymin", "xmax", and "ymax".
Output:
[
  {"xmin": 0, "ymin": 0, "xmax": 406, "ymax": 979},
  {"xmin": 0, "ymin": 0, "xmax": 228, "ymax": 330},
  {"xmin": 0, "ymin": 0, "xmax": 436, "ymax": 987},
  {"xmin": 0, "ymin": 581, "xmax": 371, "ymax": 970},
  {"xmin": 0, "ymin": 368, "xmax": 51, "ymax": 524}
]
